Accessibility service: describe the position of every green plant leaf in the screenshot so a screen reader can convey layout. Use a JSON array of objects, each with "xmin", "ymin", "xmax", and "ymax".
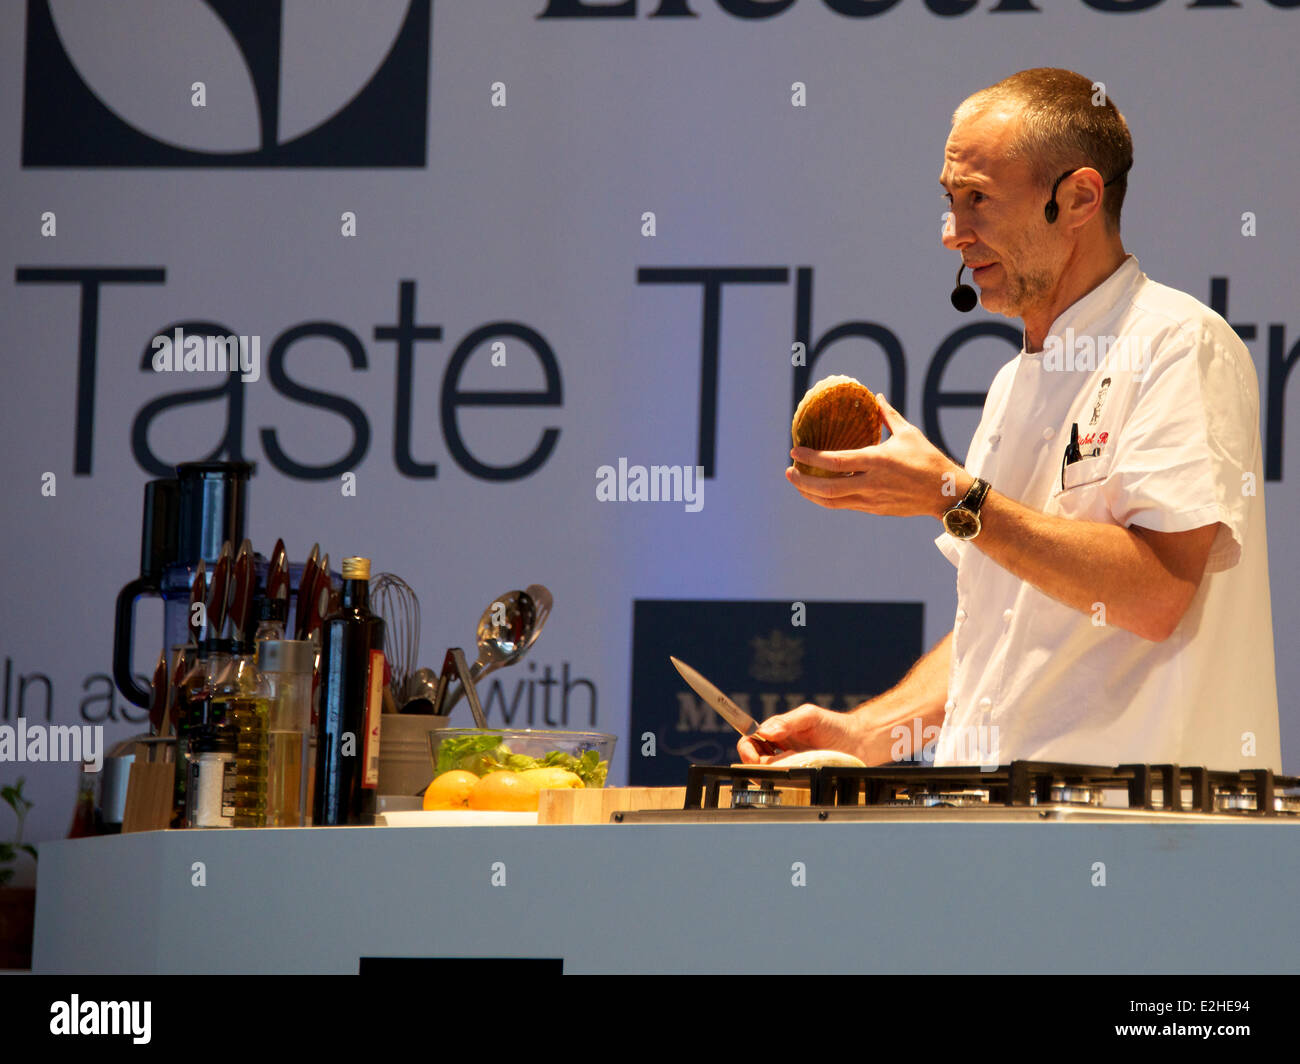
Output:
[{"xmin": 2, "ymin": 777, "xmax": 32, "ymax": 816}]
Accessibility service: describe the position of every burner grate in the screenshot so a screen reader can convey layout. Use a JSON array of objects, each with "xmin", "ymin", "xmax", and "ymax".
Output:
[
  {"xmin": 684, "ymin": 764, "xmax": 820, "ymax": 809},
  {"xmin": 682, "ymin": 761, "xmax": 1300, "ymax": 815}
]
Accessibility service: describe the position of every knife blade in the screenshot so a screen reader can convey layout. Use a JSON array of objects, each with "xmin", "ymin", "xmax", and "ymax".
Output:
[
  {"xmin": 230, "ymin": 539, "xmax": 255, "ymax": 643},
  {"xmin": 295, "ymin": 543, "xmax": 320, "ymax": 640},
  {"xmin": 307, "ymin": 553, "xmax": 332, "ymax": 639},
  {"xmin": 266, "ymin": 537, "xmax": 288, "ymax": 589},
  {"xmin": 148, "ymin": 648, "xmax": 169, "ymax": 735},
  {"xmin": 187, "ymin": 559, "xmax": 206, "ymax": 646},
  {"xmin": 166, "ymin": 645, "xmax": 189, "ymax": 738},
  {"xmin": 669, "ymin": 656, "xmax": 781, "ymax": 756},
  {"xmin": 207, "ymin": 541, "xmax": 232, "ymax": 640},
  {"xmin": 265, "ymin": 537, "xmax": 290, "ymax": 620}
]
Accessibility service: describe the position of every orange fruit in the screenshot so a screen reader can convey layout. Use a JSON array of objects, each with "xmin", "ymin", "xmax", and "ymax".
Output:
[
  {"xmin": 468, "ymin": 771, "xmax": 542, "ymax": 812},
  {"xmin": 423, "ymin": 770, "xmax": 480, "ymax": 810}
]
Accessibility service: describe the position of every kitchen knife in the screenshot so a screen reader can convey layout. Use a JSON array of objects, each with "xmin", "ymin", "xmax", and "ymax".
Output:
[
  {"xmin": 148, "ymin": 648, "xmax": 168, "ymax": 735},
  {"xmin": 295, "ymin": 543, "xmax": 320, "ymax": 640},
  {"xmin": 166, "ymin": 645, "xmax": 188, "ymax": 738},
  {"xmin": 429, "ymin": 649, "xmax": 456, "ymax": 717},
  {"xmin": 187, "ymin": 559, "xmax": 206, "ymax": 646},
  {"xmin": 669, "ymin": 656, "xmax": 782, "ymax": 756},
  {"xmin": 307, "ymin": 553, "xmax": 332, "ymax": 639},
  {"xmin": 207, "ymin": 541, "xmax": 232, "ymax": 640},
  {"xmin": 266, "ymin": 538, "xmax": 290, "ymax": 614},
  {"xmin": 230, "ymin": 539, "xmax": 255, "ymax": 643}
]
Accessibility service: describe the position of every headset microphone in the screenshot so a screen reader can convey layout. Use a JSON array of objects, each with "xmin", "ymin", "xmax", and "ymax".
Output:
[
  {"xmin": 950, "ymin": 165, "xmax": 1131, "ymax": 310},
  {"xmin": 950, "ymin": 263, "xmax": 977, "ymax": 312}
]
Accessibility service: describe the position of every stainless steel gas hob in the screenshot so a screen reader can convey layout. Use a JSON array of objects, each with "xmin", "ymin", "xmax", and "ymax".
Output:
[{"xmin": 612, "ymin": 761, "xmax": 1300, "ymax": 823}]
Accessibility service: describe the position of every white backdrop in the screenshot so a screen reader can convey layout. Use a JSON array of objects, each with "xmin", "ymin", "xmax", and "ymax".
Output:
[{"xmin": 2, "ymin": 0, "xmax": 1298, "ymax": 867}]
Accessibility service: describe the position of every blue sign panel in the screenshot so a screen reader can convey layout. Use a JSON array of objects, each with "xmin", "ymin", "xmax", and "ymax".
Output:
[{"xmin": 629, "ymin": 599, "xmax": 925, "ymax": 785}]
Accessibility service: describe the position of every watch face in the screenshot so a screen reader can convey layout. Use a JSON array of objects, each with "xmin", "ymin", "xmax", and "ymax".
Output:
[{"xmin": 943, "ymin": 508, "xmax": 980, "ymax": 539}]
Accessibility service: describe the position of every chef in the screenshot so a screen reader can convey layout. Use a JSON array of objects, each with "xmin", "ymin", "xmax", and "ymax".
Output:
[{"xmin": 739, "ymin": 68, "xmax": 1281, "ymax": 772}]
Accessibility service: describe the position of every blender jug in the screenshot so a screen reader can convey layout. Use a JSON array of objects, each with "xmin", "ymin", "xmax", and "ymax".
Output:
[{"xmin": 112, "ymin": 461, "xmax": 253, "ymax": 708}]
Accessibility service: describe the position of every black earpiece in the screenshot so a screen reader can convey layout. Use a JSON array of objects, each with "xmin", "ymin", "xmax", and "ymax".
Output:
[
  {"xmin": 1044, "ymin": 165, "xmax": 1131, "ymax": 224},
  {"xmin": 949, "ymin": 164, "xmax": 1129, "ymax": 311}
]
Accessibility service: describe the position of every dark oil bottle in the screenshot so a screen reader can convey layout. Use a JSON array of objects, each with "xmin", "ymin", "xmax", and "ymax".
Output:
[{"xmin": 312, "ymin": 557, "xmax": 386, "ymax": 826}]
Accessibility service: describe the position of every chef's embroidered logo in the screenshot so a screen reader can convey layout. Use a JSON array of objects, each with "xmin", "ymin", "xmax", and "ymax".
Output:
[
  {"xmin": 1075, "ymin": 429, "xmax": 1109, "ymax": 457},
  {"xmin": 1088, "ymin": 377, "xmax": 1112, "ymax": 426},
  {"xmin": 21, "ymin": 0, "xmax": 432, "ymax": 167}
]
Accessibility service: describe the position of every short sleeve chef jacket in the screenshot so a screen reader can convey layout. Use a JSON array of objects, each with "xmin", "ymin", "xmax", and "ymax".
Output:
[{"xmin": 933, "ymin": 255, "xmax": 1281, "ymax": 771}]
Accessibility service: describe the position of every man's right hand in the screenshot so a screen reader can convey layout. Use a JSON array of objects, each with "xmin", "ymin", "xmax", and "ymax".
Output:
[
  {"xmin": 742, "ymin": 632, "xmax": 953, "ymax": 766},
  {"xmin": 737, "ymin": 703, "xmax": 874, "ymax": 764},
  {"xmin": 738, "ymin": 701, "xmax": 947, "ymax": 766}
]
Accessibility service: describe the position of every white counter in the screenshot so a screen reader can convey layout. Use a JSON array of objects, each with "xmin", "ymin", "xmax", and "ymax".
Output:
[{"xmin": 32, "ymin": 820, "xmax": 1300, "ymax": 974}]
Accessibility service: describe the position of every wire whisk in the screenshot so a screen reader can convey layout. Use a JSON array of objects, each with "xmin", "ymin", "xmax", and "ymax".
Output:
[{"xmin": 369, "ymin": 572, "xmax": 421, "ymax": 705}]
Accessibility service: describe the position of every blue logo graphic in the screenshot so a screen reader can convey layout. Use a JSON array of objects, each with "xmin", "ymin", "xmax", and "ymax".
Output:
[{"xmin": 22, "ymin": 0, "xmax": 431, "ymax": 167}]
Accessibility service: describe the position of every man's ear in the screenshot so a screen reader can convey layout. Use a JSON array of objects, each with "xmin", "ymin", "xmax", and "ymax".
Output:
[{"xmin": 1064, "ymin": 168, "xmax": 1106, "ymax": 230}]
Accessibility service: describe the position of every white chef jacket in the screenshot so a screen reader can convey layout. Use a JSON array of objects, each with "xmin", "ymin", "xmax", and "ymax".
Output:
[{"xmin": 933, "ymin": 254, "xmax": 1281, "ymax": 772}]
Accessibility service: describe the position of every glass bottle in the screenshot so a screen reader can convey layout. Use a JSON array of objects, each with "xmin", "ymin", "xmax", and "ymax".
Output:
[
  {"xmin": 186, "ymin": 723, "xmax": 238, "ymax": 828},
  {"xmin": 313, "ymin": 557, "xmax": 386, "ymax": 826},
  {"xmin": 211, "ymin": 644, "xmax": 271, "ymax": 827},
  {"xmin": 172, "ymin": 638, "xmax": 233, "ymax": 828},
  {"xmin": 67, "ymin": 763, "xmax": 98, "ymax": 838},
  {"xmin": 258, "ymin": 639, "xmax": 315, "ymax": 827},
  {"xmin": 253, "ymin": 593, "xmax": 286, "ymax": 644}
]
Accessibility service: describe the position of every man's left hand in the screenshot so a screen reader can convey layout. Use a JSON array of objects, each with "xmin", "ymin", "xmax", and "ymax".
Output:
[{"xmin": 787, "ymin": 394, "xmax": 967, "ymax": 518}]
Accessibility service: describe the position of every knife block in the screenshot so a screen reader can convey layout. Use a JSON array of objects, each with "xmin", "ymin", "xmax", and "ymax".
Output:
[{"xmin": 121, "ymin": 740, "xmax": 176, "ymax": 833}]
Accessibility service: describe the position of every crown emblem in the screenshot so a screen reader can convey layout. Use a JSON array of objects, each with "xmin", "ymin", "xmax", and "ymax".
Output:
[{"xmin": 748, "ymin": 629, "xmax": 803, "ymax": 684}]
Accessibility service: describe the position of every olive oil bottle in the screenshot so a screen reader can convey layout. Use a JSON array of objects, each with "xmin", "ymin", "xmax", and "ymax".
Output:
[{"xmin": 211, "ymin": 647, "xmax": 271, "ymax": 827}]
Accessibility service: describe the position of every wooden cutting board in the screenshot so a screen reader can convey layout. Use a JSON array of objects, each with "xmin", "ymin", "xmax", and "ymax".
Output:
[
  {"xmin": 537, "ymin": 787, "xmax": 687, "ymax": 824},
  {"xmin": 537, "ymin": 784, "xmax": 812, "ymax": 823}
]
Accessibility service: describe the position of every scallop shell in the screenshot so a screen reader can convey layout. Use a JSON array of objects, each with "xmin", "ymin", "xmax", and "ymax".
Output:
[
  {"xmin": 790, "ymin": 375, "xmax": 881, "ymax": 476},
  {"xmin": 767, "ymin": 749, "xmax": 868, "ymax": 769}
]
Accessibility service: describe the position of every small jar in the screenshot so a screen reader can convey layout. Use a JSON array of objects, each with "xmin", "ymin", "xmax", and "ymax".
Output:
[{"xmin": 187, "ymin": 724, "xmax": 238, "ymax": 828}]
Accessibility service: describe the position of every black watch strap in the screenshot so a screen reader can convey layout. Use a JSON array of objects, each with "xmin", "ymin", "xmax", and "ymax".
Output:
[{"xmin": 961, "ymin": 477, "xmax": 990, "ymax": 514}]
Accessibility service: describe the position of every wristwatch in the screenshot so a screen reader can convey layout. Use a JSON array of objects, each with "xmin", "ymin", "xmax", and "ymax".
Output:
[{"xmin": 942, "ymin": 477, "xmax": 991, "ymax": 540}]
